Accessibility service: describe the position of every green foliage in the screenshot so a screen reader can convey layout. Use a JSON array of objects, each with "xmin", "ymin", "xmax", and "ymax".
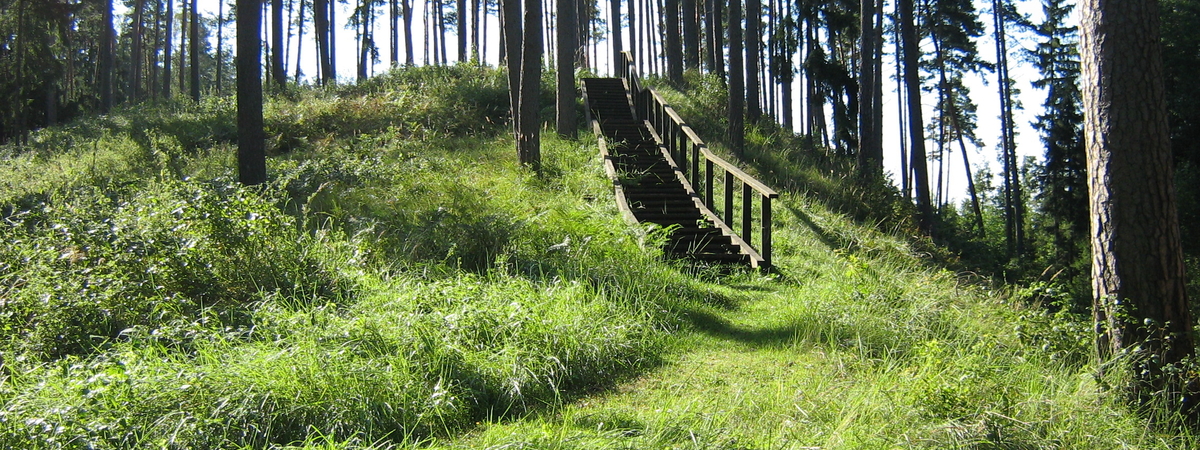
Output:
[{"xmin": 0, "ymin": 65, "xmax": 721, "ymax": 447}]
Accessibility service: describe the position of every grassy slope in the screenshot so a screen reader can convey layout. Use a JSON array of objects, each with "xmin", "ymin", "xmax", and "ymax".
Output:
[{"xmin": 0, "ymin": 67, "xmax": 1195, "ymax": 449}]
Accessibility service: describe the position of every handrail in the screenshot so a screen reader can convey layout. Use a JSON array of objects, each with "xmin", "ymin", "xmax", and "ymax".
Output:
[{"xmin": 617, "ymin": 51, "xmax": 779, "ymax": 268}]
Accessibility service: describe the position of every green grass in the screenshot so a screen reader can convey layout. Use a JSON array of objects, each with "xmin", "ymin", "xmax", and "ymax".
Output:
[{"xmin": 1, "ymin": 65, "xmax": 1197, "ymax": 449}]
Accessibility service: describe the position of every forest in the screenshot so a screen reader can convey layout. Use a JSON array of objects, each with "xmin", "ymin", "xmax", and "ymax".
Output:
[{"xmin": 4, "ymin": 0, "xmax": 1200, "ymax": 447}]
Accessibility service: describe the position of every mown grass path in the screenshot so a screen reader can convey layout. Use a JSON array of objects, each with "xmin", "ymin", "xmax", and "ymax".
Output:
[{"xmin": 428, "ymin": 189, "xmax": 1199, "ymax": 449}]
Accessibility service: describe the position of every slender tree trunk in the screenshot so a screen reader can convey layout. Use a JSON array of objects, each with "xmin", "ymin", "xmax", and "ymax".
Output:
[
  {"xmin": 993, "ymin": 0, "xmax": 1023, "ymax": 256},
  {"xmin": 556, "ymin": 0, "xmax": 577, "ymax": 137},
  {"xmin": 403, "ymin": 0, "xmax": 414, "ymax": 64},
  {"xmin": 471, "ymin": 0, "xmax": 480, "ymax": 60},
  {"xmin": 704, "ymin": 0, "xmax": 716, "ymax": 74},
  {"xmin": 439, "ymin": 0, "xmax": 449, "ymax": 64},
  {"xmin": 1081, "ymin": 0, "xmax": 1196, "ymax": 401},
  {"xmin": 501, "ymin": 0, "xmax": 542, "ymax": 168},
  {"xmin": 218, "ymin": 0, "xmax": 225, "ymax": 93},
  {"xmin": 857, "ymin": 0, "xmax": 882, "ymax": 179},
  {"xmin": 390, "ymin": 0, "xmax": 399, "ymax": 65},
  {"xmin": 296, "ymin": 0, "xmax": 307, "ymax": 80},
  {"xmin": 190, "ymin": 0, "xmax": 200, "ymax": 101},
  {"xmin": 900, "ymin": 0, "xmax": 932, "ymax": 232},
  {"xmin": 359, "ymin": 0, "xmax": 369, "ymax": 79},
  {"xmin": 273, "ymin": 0, "xmax": 286, "ymax": 87},
  {"xmin": 610, "ymin": 0, "xmax": 622, "ymax": 71},
  {"xmin": 131, "ymin": 0, "xmax": 145, "ymax": 101},
  {"xmin": 665, "ymin": 0, "xmax": 683, "ymax": 82},
  {"xmin": 458, "ymin": 0, "xmax": 468, "ymax": 61},
  {"xmin": 330, "ymin": 0, "xmax": 338, "ymax": 76},
  {"xmin": 315, "ymin": 0, "xmax": 332, "ymax": 83},
  {"xmin": 237, "ymin": 0, "xmax": 266, "ymax": 184},
  {"xmin": 682, "ymin": 0, "xmax": 698, "ymax": 71},
  {"xmin": 101, "ymin": 0, "xmax": 114, "ymax": 111},
  {"xmin": 728, "ymin": 0, "xmax": 745, "ymax": 153},
  {"xmin": 150, "ymin": 0, "xmax": 162, "ymax": 100},
  {"xmin": 502, "ymin": 0, "xmax": 521, "ymax": 134},
  {"xmin": 745, "ymin": 0, "xmax": 760, "ymax": 121}
]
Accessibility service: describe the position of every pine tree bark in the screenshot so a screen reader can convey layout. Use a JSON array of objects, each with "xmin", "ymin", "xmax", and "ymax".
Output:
[
  {"xmin": 131, "ymin": 0, "xmax": 145, "ymax": 101},
  {"xmin": 728, "ymin": 0, "xmax": 745, "ymax": 153},
  {"xmin": 237, "ymin": 0, "xmax": 266, "ymax": 185},
  {"xmin": 218, "ymin": 0, "xmax": 225, "ymax": 93},
  {"xmin": 682, "ymin": 0, "xmax": 698, "ymax": 71},
  {"xmin": 273, "ymin": 0, "xmax": 286, "ymax": 87},
  {"xmin": 857, "ymin": 0, "xmax": 882, "ymax": 179},
  {"xmin": 745, "ymin": 0, "xmax": 760, "ymax": 121},
  {"xmin": 609, "ymin": 0, "xmax": 622, "ymax": 71},
  {"xmin": 315, "ymin": 0, "xmax": 333, "ymax": 82},
  {"xmin": 402, "ymin": 0, "xmax": 414, "ymax": 65},
  {"xmin": 296, "ymin": 0, "xmax": 307, "ymax": 79},
  {"xmin": 190, "ymin": 0, "xmax": 200, "ymax": 101},
  {"xmin": 900, "ymin": 0, "xmax": 932, "ymax": 232},
  {"xmin": 101, "ymin": 0, "xmax": 114, "ymax": 111},
  {"xmin": 556, "ymin": 0, "xmax": 578, "ymax": 137},
  {"xmin": 1079, "ymin": 0, "xmax": 1196, "ymax": 401},
  {"xmin": 516, "ymin": 0, "xmax": 542, "ymax": 169},
  {"xmin": 665, "ymin": 0, "xmax": 683, "ymax": 82}
]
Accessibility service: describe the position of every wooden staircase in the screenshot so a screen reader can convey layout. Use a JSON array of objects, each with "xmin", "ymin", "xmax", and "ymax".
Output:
[{"xmin": 582, "ymin": 77, "xmax": 752, "ymax": 265}]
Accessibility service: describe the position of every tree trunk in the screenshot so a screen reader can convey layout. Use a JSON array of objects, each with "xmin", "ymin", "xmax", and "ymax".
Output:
[
  {"xmin": 101, "ymin": 0, "xmax": 114, "ymax": 111},
  {"xmin": 1080, "ymin": 0, "xmax": 1196, "ymax": 401},
  {"xmin": 521, "ymin": 0, "xmax": 542, "ymax": 168},
  {"xmin": 745, "ymin": 0, "xmax": 760, "ymax": 121},
  {"xmin": 609, "ymin": 0, "xmax": 622, "ymax": 72},
  {"xmin": 330, "ymin": 0, "xmax": 338, "ymax": 76},
  {"xmin": 296, "ymin": 0, "xmax": 307, "ymax": 79},
  {"xmin": 273, "ymin": 0, "xmax": 286, "ymax": 87},
  {"xmin": 391, "ymin": 0, "xmax": 399, "ymax": 65},
  {"xmin": 665, "ymin": 0, "xmax": 682, "ymax": 82},
  {"xmin": 856, "ymin": 0, "xmax": 882, "ymax": 179},
  {"xmin": 315, "ymin": 0, "xmax": 333, "ymax": 83},
  {"xmin": 190, "ymin": 0, "xmax": 200, "ymax": 101},
  {"xmin": 728, "ymin": 0, "xmax": 744, "ymax": 153},
  {"xmin": 704, "ymin": 0, "xmax": 716, "ymax": 74},
  {"xmin": 682, "ymin": 0, "xmax": 698, "ymax": 71},
  {"xmin": 993, "ymin": 0, "xmax": 1023, "ymax": 256},
  {"xmin": 556, "ymin": 0, "xmax": 577, "ymax": 137},
  {"xmin": 237, "ymin": 0, "xmax": 266, "ymax": 185},
  {"xmin": 471, "ymin": 0, "xmax": 480, "ymax": 60},
  {"xmin": 458, "ymin": 0, "xmax": 468, "ymax": 61},
  {"xmin": 359, "ymin": 0, "xmax": 369, "ymax": 79},
  {"xmin": 131, "ymin": 0, "xmax": 145, "ymax": 101},
  {"xmin": 403, "ymin": 0, "xmax": 414, "ymax": 64},
  {"xmin": 218, "ymin": 0, "xmax": 225, "ymax": 93},
  {"xmin": 900, "ymin": 0, "xmax": 932, "ymax": 233},
  {"xmin": 502, "ymin": 0, "xmax": 521, "ymax": 131}
]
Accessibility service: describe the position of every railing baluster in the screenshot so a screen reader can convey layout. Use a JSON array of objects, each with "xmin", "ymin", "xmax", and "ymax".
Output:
[
  {"xmin": 724, "ymin": 170, "xmax": 734, "ymax": 226},
  {"xmin": 706, "ymin": 160, "xmax": 714, "ymax": 210},
  {"xmin": 743, "ymin": 182, "xmax": 753, "ymax": 248},
  {"xmin": 762, "ymin": 194, "xmax": 772, "ymax": 267},
  {"xmin": 691, "ymin": 143, "xmax": 700, "ymax": 186}
]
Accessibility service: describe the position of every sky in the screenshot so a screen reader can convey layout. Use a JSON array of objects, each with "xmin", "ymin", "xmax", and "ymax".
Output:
[{"xmin": 175, "ymin": 0, "xmax": 1055, "ymax": 204}]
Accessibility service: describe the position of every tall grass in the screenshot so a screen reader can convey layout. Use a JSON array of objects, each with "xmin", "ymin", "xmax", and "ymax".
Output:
[{"xmin": 0, "ymin": 65, "xmax": 733, "ymax": 448}]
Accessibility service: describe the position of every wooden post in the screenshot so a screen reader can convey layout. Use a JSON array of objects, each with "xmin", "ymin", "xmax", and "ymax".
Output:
[
  {"xmin": 706, "ymin": 159, "xmax": 714, "ymax": 209},
  {"xmin": 724, "ymin": 170, "xmax": 734, "ymax": 225},
  {"xmin": 743, "ymin": 182, "xmax": 753, "ymax": 246},
  {"xmin": 762, "ymin": 194, "xmax": 772, "ymax": 267}
]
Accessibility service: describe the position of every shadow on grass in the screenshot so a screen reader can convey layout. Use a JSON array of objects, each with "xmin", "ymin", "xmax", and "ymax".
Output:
[{"xmin": 783, "ymin": 202, "xmax": 848, "ymax": 251}]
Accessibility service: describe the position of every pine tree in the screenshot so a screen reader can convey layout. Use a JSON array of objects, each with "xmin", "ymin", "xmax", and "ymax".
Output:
[{"xmin": 1031, "ymin": 0, "xmax": 1085, "ymax": 268}]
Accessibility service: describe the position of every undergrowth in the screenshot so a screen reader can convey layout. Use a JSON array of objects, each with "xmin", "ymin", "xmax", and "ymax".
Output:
[
  {"xmin": 0, "ymin": 65, "xmax": 1194, "ymax": 449},
  {"xmin": 0, "ymin": 65, "xmax": 716, "ymax": 448}
]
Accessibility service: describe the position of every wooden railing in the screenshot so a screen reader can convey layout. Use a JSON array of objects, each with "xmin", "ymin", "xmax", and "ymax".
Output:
[{"xmin": 616, "ymin": 51, "xmax": 779, "ymax": 268}]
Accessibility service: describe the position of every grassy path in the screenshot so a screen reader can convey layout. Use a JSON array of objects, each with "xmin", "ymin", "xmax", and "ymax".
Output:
[{"xmin": 427, "ymin": 192, "xmax": 1197, "ymax": 449}]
